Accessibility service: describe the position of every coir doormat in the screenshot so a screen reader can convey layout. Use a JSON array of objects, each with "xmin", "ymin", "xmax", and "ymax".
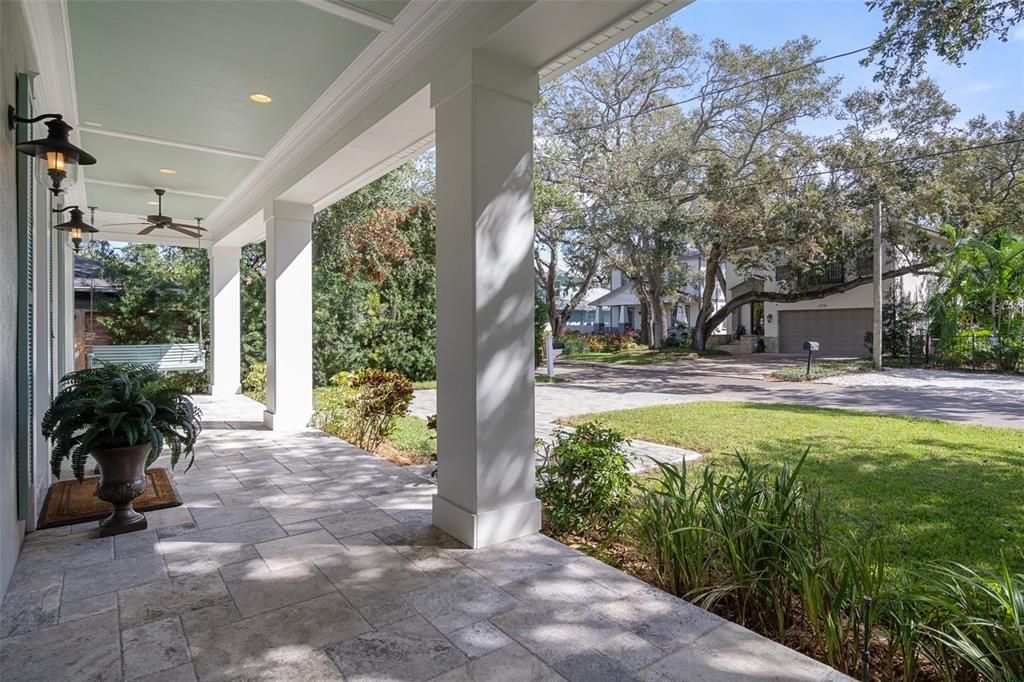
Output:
[{"xmin": 37, "ymin": 468, "xmax": 182, "ymax": 529}]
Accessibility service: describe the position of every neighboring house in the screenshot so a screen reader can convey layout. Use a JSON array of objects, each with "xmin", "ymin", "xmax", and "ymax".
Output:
[
  {"xmin": 724, "ymin": 245, "xmax": 936, "ymax": 357},
  {"xmin": 586, "ymin": 246, "xmax": 936, "ymax": 356},
  {"xmin": 589, "ymin": 249, "xmax": 730, "ymax": 336}
]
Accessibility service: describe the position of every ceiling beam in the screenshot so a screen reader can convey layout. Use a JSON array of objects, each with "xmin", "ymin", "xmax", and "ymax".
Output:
[
  {"xmin": 87, "ymin": 178, "xmax": 227, "ymax": 201},
  {"xmin": 79, "ymin": 125, "xmax": 264, "ymax": 161},
  {"xmin": 295, "ymin": 0, "xmax": 394, "ymax": 32}
]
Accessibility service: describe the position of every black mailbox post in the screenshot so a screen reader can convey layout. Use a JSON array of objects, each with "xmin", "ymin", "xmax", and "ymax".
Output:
[{"xmin": 803, "ymin": 341, "xmax": 820, "ymax": 377}]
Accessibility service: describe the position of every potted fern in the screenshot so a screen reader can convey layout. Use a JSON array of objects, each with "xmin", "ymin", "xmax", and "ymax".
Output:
[{"xmin": 42, "ymin": 364, "xmax": 202, "ymax": 536}]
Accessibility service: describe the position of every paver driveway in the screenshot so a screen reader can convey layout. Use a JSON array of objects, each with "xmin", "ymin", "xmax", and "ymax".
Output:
[{"xmin": 413, "ymin": 358, "xmax": 1024, "ymax": 429}]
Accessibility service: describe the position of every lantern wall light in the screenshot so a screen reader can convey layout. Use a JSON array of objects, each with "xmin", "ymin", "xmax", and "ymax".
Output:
[
  {"xmin": 53, "ymin": 205, "xmax": 98, "ymax": 253},
  {"xmin": 8, "ymin": 106, "xmax": 97, "ymax": 195}
]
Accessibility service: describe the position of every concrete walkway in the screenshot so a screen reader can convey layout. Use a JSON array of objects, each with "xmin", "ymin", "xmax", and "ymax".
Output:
[
  {"xmin": 411, "ymin": 389, "xmax": 702, "ymax": 470},
  {"xmin": 0, "ymin": 394, "xmax": 847, "ymax": 681}
]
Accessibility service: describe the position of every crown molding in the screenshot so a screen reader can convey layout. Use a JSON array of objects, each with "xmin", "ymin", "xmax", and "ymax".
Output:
[
  {"xmin": 295, "ymin": 0, "xmax": 394, "ymax": 32},
  {"xmin": 538, "ymin": 0, "xmax": 696, "ymax": 83},
  {"xmin": 205, "ymin": 0, "xmax": 533, "ymax": 237},
  {"xmin": 313, "ymin": 132, "xmax": 435, "ymax": 212}
]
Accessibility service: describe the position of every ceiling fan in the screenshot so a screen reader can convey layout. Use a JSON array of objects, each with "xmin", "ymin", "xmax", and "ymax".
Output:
[{"xmin": 102, "ymin": 188, "xmax": 207, "ymax": 238}]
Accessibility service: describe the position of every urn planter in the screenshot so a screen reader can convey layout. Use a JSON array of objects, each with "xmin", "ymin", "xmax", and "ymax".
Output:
[{"xmin": 92, "ymin": 444, "xmax": 151, "ymax": 536}]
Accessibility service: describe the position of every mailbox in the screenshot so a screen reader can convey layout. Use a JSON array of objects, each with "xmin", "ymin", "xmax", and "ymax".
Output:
[{"xmin": 803, "ymin": 340, "xmax": 819, "ymax": 377}]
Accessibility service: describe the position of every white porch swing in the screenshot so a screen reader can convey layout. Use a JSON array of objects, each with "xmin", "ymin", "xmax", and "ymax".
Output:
[{"xmin": 86, "ymin": 212, "xmax": 207, "ymax": 373}]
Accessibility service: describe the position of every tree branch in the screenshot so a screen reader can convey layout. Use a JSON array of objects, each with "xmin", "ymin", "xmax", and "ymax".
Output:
[{"xmin": 703, "ymin": 261, "xmax": 934, "ymax": 333}]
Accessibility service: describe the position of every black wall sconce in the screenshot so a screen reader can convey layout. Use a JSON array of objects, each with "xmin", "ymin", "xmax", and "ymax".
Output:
[
  {"xmin": 53, "ymin": 205, "xmax": 98, "ymax": 253},
  {"xmin": 8, "ymin": 107, "xmax": 96, "ymax": 195}
]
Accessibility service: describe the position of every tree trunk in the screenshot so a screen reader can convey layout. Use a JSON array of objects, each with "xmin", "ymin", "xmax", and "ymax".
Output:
[{"xmin": 692, "ymin": 243, "xmax": 724, "ymax": 351}]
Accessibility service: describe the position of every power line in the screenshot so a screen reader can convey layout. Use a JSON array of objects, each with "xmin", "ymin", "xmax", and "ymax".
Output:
[
  {"xmin": 546, "ymin": 137, "xmax": 1024, "ymax": 215},
  {"xmin": 553, "ymin": 46, "xmax": 871, "ymax": 136}
]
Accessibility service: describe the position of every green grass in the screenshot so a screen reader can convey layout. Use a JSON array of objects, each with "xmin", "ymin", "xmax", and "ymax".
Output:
[
  {"xmin": 566, "ymin": 347, "xmax": 729, "ymax": 365},
  {"xmin": 412, "ymin": 380, "xmax": 437, "ymax": 390},
  {"xmin": 567, "ymin": 401, "xmax": 1024, "ymax": 570},
  {"xmin": 387, "ymin": 415, "xmax": 436, "ymax": 459},
  {"xmin": 769, "ymin": 358, "xmax": 875, "ymax": 381}
]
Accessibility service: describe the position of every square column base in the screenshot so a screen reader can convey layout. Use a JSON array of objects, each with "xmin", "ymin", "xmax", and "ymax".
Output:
[
  {"xmin": 432, "ymin": 494, "xmax": 541, "ymax": 548},
  {"xmin": 210, "ymin": 383, "xmax": 239, "ymax": 398},
  {"xmin": 263, "ymin": 409, "xmax": 311, "ymax": 432}
]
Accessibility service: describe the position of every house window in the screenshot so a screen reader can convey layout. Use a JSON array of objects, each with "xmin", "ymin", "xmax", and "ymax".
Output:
[{"xmin": 825, "ymin": 262, "xmax": 845, "ymax": 284}]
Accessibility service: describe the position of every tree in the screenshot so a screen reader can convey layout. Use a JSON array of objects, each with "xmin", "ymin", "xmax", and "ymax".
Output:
[
  {"xmin": 85, "ymin": 242, "xmax": 208, "ymax": 347},
  {"xmin": 533, "ymin": 178, "xmax": 602, "ymax": 337},
  {"xmin": 692, "ymin": 79, "xmax": 961, "ymax": 346},
  {"xmin": 240, "ymin": 164, "xmax": 438, "ymax": 386},
  {"xmin": 537, "ymin": 24, "xmax": 705, "ymax": 347},
  {"xmin": 864, "ymin": 0, "xmax": 1024, "ymax": 86}
]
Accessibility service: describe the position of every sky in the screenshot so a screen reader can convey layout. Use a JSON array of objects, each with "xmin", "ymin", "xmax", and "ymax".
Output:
[{"xmin": 668, "ymin": 0, "xmax": 1024, "ymax": 134}]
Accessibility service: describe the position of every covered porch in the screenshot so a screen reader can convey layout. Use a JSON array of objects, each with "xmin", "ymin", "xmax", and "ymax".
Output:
[
  {"xmin": 2, "ymin": 0, "xmax": 848, "ymax": 679},
  {"xmin": 1, "ymin": 394, "xmax": 841, "ymax": 681}
]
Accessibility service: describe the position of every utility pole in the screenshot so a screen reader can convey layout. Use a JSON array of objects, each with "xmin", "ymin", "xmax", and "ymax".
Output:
[{"xmin": 872, "ymin": 196, "xmax": 883, "ymax": 370}]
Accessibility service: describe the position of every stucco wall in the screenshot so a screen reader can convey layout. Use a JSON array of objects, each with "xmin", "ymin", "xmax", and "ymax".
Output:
[{"xmin": 0, "ymin": 0, "xmax": 37, "ymax": 596}]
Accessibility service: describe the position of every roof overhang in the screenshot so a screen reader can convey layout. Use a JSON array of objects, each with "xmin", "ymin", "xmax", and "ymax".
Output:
[{"xmin": 27, "ymin": 0, "xmax": 695, "ymax": 248}]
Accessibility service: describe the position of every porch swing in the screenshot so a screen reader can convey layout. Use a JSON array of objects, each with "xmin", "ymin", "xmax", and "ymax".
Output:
[{"xmin": 86, "ymin": 213, "xmax": 207, "ymax": 373}]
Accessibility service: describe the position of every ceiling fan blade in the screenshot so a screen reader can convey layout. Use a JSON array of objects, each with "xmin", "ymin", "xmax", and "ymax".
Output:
[
  {"xmin": 103, "ymin": 221, "xmax": 148, "ymax": 227},
  {"xmin": 167, "ymin": 225, "xmax": 203, "ymax": 238},
  {"xmin": 169, "ymin": 222, "xmax": 207, "ymax": 232},
  {"xmin": 138, "ymin": 225, "xmax": 158, "ymax": 236}
]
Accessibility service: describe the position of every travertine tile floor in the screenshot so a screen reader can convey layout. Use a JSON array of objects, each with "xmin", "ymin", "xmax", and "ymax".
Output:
[{"xmin": 0, "ymin": 395, "xmax": 849, "ymax": 681}]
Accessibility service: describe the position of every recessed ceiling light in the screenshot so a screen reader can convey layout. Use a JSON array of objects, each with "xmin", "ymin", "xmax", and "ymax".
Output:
[
  {"xmin": 160, "ymin": 167, "xmax": 176, "ymax": 175},
  {"xmin": 147, "ymin": 201, "xmax": 159, "ymax": 206},
  {"xmin": 249, "ymin": 93, "xmax": 273, "ymax": 104}
]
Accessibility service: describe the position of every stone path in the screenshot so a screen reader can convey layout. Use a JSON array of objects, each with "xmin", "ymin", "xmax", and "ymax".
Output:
[
  {"xmin": 411, "ymin": 390, "xmax": 703, "ymax": 471},
  {"xmin": 0, "ymin": 394, "xmax": 848, "ymax": 681}
]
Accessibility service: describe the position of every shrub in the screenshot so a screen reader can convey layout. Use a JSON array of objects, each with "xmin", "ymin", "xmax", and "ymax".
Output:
[
  {"xmin": 241, "ymin": 361, "xmax": 267, "ymax": 403},
  {"xmin": 558, "ymin": 333, "xmax": 588, "ymax": 356},
  {"xmin": 632, "ymin": 450, "xmax": 1023, "ymax": 680},
  {"xmin": 314, "ymin": 369, "xmax": 413, "ymax": 451},
  {"xmin": 536, "ymin": 422, "xmax": 634, "ymax": 535}
]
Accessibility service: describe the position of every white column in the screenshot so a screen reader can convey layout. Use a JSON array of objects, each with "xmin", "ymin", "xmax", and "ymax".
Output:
[
  {"xmin": 209, "ymin": 244, "xmax": 241, "ymax": 397},
  {"xmin": 263, "ymin": 201, "xmax": 313, "ymax": 430},
  {"xmin": 431, "ymin": 51, "xmax": 541, "ymax": 548}
]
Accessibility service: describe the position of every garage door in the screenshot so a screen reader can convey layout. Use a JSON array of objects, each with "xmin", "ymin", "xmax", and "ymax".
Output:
[{"xmin": 778, "ymin": 309, "xmax": 872, "ymax": 357}]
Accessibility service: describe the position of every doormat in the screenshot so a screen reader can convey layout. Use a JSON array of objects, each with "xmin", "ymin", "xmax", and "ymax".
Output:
[{"xmin": 37, "ymin": 468, "xmax": 182, "ymax": 529}]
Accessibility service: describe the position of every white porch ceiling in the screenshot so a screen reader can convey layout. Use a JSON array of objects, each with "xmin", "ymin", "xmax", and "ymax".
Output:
[
  {"xmin": 68, "ymin": 0, "xmax": 402, "ymax": 226},
  {"xmin": 56, "ymin": 0, "xmax": 692, "ymax": 245}
]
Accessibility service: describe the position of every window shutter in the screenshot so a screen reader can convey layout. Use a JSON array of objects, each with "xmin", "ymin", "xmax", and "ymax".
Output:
[{"xmin": 15, "ymin": 73, "xmax": 35, "ymax": 520}]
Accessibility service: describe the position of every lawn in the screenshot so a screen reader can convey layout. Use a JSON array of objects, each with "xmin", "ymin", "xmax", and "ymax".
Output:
[
  {"xmin": 567, "ymin": 401, "xmax": 1024, "ymax": 570},
  {"xmin": 565, "ymin": 347, "xmax": 728, "ymax": 365},
  {"xmin": 768, "ymin": 358, "xmax": 875, "ymax": 381}
]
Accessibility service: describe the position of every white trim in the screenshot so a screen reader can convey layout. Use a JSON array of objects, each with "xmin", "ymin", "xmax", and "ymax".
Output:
[
  {"xmin": 205, "ymin": 0, "xmax": 519, "ymax": 236},
  {"xmin": 79, "ymin": 125, "xmax": 265, "ymax": 162},
  {"xmin": 312, "ymin": 133, "xmax": 435, "ymax": 211},
  {"xmin": 295, "ymin": 0, "xmax": 394, "ymax": 32},
  {"xmin": 21, "ymin": 0, "xmax": 88, "ymax": 210},
  {"xmin": 538, "ymin": 0, "xmax": 696, "ymax": 82},
  {"xmin": 86, "ymin": 179, "xmax": 227, "ymax": 201}
]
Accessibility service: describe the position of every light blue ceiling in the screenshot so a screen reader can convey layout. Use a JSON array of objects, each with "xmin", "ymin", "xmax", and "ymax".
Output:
[{"xmin": 68, "ymin": 0, "xmax": 405, "ymax": 219}]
